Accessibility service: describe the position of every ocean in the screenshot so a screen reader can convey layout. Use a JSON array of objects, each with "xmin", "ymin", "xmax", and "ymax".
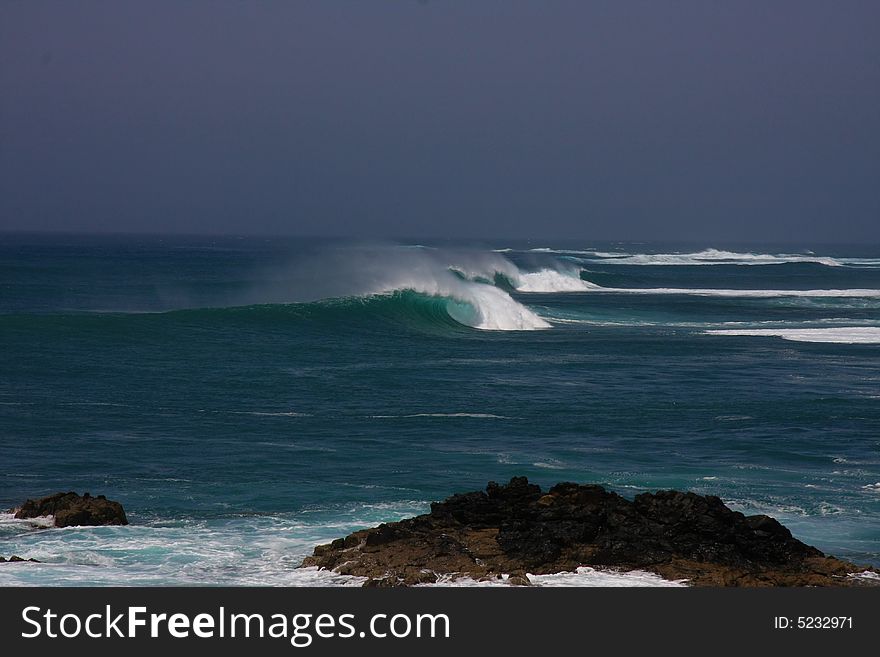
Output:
[{"xmin": 1, "ymin": 234, "xmax": 879, "ymax": 586}]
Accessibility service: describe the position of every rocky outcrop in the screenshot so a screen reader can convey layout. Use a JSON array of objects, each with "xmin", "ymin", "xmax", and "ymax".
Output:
[
  {"xmin": 14, "ymin": 492, "xmax": 128, "ymax": 527},
  {"xmin": 301, "ymin": 477, "xmax": 875, "ymax": 587},
  {"xmin": 1, "ymin": 556, "xmax": 40, "ymax": 563}
]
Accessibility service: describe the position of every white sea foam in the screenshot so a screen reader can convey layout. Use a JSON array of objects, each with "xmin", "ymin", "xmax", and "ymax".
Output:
[
  {"xmin": 513, "ymin": 269, "xmax": 598, "ymax": 293},
  {"xmin": 0, "ymin": 508, "xmax": 428, "ymax": 587},
  {"xmin": 0, "ymin": 512, "xmax": 55, "ymax": 529},
  {"xmin": 418, "ymin": 567, "xmax": 687, "ymax": 587},
  {"xmin": 421, "ymin": 281, "xmax": 550, "ymax": 330},
  {"xmin": 705, "ymin": 327, "xmax": 880, "ymax": 344}
]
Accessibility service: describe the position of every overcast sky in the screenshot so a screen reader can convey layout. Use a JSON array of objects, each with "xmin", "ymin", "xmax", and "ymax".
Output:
[{"xmin": 2, "ymin": 1, "xmax": 879, "ymax": 242}]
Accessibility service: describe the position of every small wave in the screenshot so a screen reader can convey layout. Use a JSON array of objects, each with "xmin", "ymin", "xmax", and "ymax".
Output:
[
  {"xmin": 862, "ymin": 483, "xmax": 880, "ymax": 492},
  {"xmin": 368, "ymin": 413, "xmax": 511, "ymax": 419},
  {"xmin": 246, "ymin": 411, "xmax": 311, "ymax": 417},
  {"xmin": 532, "ymin": 461, "xmax": 566, "ymax": 470},
  {"xmin": 705, "ymin": 327, "xmax": 880, "ymax": 344},
  {"xmin": 203, "ymin": 409, "xmax": 312, "ymax": 418}
]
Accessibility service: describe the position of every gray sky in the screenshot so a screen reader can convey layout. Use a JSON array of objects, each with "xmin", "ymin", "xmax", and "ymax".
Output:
[{"xmin": 2, "ymin": 1, "xmax": 879, "ymax": 242}]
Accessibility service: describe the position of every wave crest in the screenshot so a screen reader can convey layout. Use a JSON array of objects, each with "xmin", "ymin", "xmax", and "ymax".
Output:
[
  {"xmin": 513, "ymin": 269, "xmax": 599, "ymax": 293},
  {"xmin": 275, "ymin": 246, "xmax": 550, "ymax": 331}
]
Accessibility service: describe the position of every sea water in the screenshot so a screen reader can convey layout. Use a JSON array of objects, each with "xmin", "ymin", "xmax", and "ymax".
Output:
[{"xmin": 1, "ymin": 235, "xmax": 878, "ymax": 586}]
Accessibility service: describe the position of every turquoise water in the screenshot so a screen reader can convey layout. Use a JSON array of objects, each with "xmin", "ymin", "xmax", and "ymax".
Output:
[{"xmin": 1, "ymin": 235, "xmax": 879, "ymax": 585}]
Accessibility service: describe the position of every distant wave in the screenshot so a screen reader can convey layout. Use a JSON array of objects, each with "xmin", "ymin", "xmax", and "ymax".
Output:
[
  {"xmin": 509, "ymin": 247, "xmax": 880, "ymax": 268},
  {"xmin": 706, "ymin": 327, "xmax": 880, "ymax": 344},
  {"xmin": 579, "ymin": 286, "xmax": 880, "ymax": 298},
  {"xmin": 584, "ymin": 248, "xmax": 844, "ymax": 267}
]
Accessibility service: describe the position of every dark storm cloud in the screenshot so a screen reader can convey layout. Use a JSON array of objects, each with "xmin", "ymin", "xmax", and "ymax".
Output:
[{"xmin": 1, "ymin": 1, "xmax": 879, "ymax": 242}]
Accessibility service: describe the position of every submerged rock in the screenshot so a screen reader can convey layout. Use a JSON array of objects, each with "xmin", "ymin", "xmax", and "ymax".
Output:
[
  {"xmin": 301, "ymin": 477, "xmax": 875, "ymax": 587},
  {"xmin": 14, "ymin": 492, "xmax": 128, "ymax": 527}
]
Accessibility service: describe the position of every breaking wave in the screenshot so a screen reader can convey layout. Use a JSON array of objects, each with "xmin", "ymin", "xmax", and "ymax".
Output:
[
  {"xmin": 512, "ymin": 269, "xmax": 600, "ymax": 292},
  {"xmin": 168, "ymin": 290, "xmax": 549, "ymax": 332},
  {"xmin": 259, "ymin": 246, "xmax": 550, "ymax": 331},
  {"xmin": 366, "ymin": 279, "xmax": 549, "ymax": 330},
  {"xmin": 514, "ymin": 248, "xmax": 880, "ymax": 268}
]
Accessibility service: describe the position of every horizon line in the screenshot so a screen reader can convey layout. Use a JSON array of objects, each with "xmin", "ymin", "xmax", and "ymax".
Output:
[{"xmin": 1, "ymin": 228, "xmax": 879, "ymax": 248}]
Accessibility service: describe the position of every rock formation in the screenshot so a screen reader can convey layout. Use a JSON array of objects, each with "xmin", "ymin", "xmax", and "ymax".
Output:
[
  {"xmin": 302, "ymin": 477, "xmax": 875, "ymax": 587},
  {"xmin": 14, "ymin": 491, "xmax": 128, "ymax": 527}
]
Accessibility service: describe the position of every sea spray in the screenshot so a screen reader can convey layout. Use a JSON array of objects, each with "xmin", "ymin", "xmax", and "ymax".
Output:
[{"xmin": 255, "ymin": 244, "xmax": 550, "ymax": 330}]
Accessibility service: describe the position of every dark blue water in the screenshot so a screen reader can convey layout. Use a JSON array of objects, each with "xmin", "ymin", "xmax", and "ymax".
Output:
[{"xmin": 2, "ymin": 234, "xmax": 879, "ymax": 585}]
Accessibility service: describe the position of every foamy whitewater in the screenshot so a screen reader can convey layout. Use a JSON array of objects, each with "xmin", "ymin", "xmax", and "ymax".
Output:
[
  {"xmin": 706, "ymin": 327, "xmax": 880, "ymax": 344},
  {"xmin": 1, "ymin": 237, "xmax": 879, "ymax": 586},
  {"xmin": 513, "ymin": 269, "xmax": 599, "ymax": 293}
]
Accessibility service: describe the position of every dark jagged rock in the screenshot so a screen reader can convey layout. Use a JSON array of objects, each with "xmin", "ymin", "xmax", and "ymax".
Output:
[
  {"xmin": 301, "ymin": 477, "xmax": 876, "ymax": 587},
  {"xmin": 1, "ymin": 556, "xmax": 41, "ymax": 563},
  {"xmin": 14, "ymin": 492, "xmax": 128, "ymax": 527}
]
